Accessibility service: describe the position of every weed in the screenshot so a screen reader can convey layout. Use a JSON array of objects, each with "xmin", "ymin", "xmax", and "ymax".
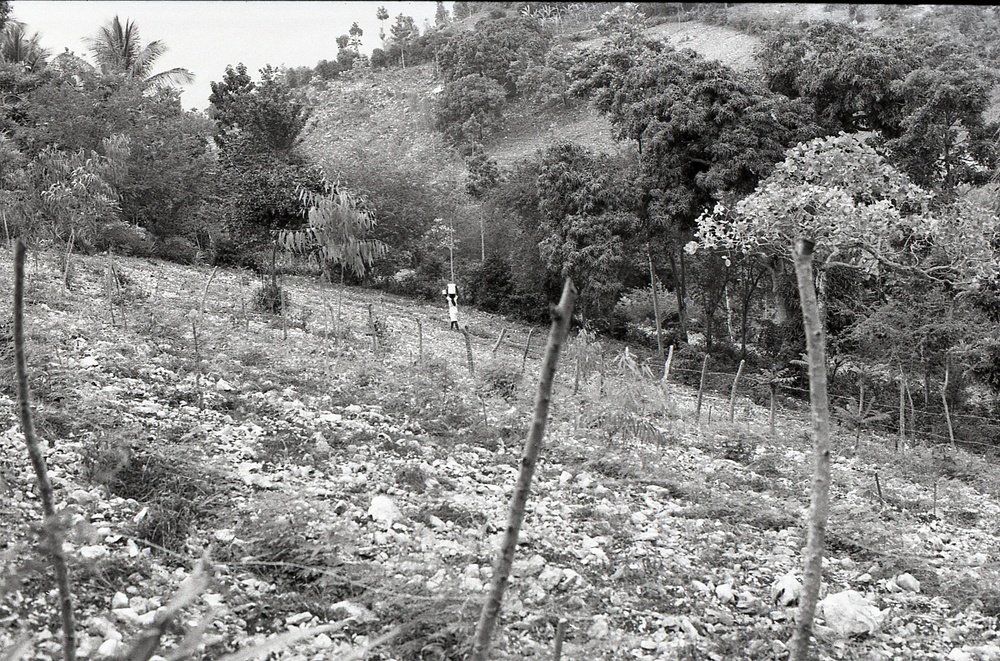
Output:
[
  {"xmin": 477, "ymin": 360, "xmax": 521, "ymax": 402},
  {"xmin": 82, "ymin": 436, "xmax": 233, "ymax": 553}
]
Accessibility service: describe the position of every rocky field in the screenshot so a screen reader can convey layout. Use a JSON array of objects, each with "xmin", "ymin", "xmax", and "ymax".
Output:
[{"xmin": 2, "ymin": 249, "xmax": 1000, "ymax": 660}]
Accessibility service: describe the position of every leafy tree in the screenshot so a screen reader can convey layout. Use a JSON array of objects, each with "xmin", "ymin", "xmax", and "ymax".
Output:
[
  {"xmin": 577, "ymin": 40, "xmax": 818, "ymax": 336},
  {"xmin": 596, "ymin": 2, "xmax": 647, "ymax": 47},
  {"xmin": 436, "ymin": 15, "xmax": 550, "ymax": 96},
  {"xmin": 0, "ymin": 0, "xmax": 9, "ymax": 30},
  {"xmin": 85, "ymin": 16, "xmax": 194, "ymax": 89},
  {"xmin": 1, "ymin": 21, "xmax": 50, "ymax": 72},
  {"xmin": 209, "ymin": 63, "xmax": 320, "ymax": 260},
  {"xmin": 348, "ymin": 22, "xmax": 364, "ymax": 53},
  {"xmin": 435, "ymin": 1, "xmax": 450, "ymax": 28},
  {"xmin": 886, "ymin": 48, "xmax": 998, "ymax": 198},
  {"xmin": 376, "ymin": 6, "xmax": 389, "ymax": 42},
  {"xmin": 390, "ymin": 14, "xmax": 417, "ymax": 67},
  {"xmin": 533, "ymin": 143, "xmax": 642, "ymax": 325},
  {"xmin": 435, "ymin": 74, "xmax": 506, "ymax": 147},
  {"xmin": 757, "ymin": 22, "xmax": 912, "ymax": 137},
  {"xmin": 278, "ymin": 179, "xmax": 387, "ymax": 281},
  {"xmin": 336, "ymin": 34, "xmax": 350, "ymax": 50},
  {"xmin": 453, "ymin": 1, "xmax": 472, "ymax": 21}
]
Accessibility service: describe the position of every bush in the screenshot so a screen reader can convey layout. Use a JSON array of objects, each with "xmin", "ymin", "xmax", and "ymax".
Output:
[
  {"xmin": 254, "ymin": 281, "xmax": 290, "ymax": 314},
  {"xmin": 477, "ymin": 359, "xmax": 521, "ymax": 402},
  {"xmin": 156, "ymin": 236, "xmax": 202, "ymax": 265},
  {"xmin": 461, "ymin": 253, "xmax": 516, "ymax": 314},
  {"xmin": 95, "ymin": 223, "xmax": 156, "ymax": 257}
]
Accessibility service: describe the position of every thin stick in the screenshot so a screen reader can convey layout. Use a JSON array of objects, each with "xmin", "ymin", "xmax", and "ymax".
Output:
[
  {"xmin": 941, "ymin": 360, "xmax": 956, "ymax": 451},
  {"xmin": 875, "ymin": 472, "xmax": 884, "ymax": 503},
  {"xmin": 553, "ymin": 618, "xmax": 568, "ymax": 661},
  {"xmin": 462, "ymin": 326, "xmax": 475, "ymax": 374},
  {"xmin": 728, "ymin": 359, "xmax": 745, "ymax": 423},
  {"xmin": 13, "ymin": 240, "xmax": 77, "ymax": 661},
  {"xmin": 192, "ymin": 321, "xmax": 203, "ymax": 410},
  {"xmin": 662, "ymin": 345, "xmax": 674, "ymax": 382},
  {"xmin": 416, "ymin": 318, "xmax": 423, "ymax": 364},
  {"xmin": 492, "ymin": 328, "xmax": 508, "ymax": 356},
  {"xmin": 471, "ymin": 280, "xmax": 577, "ymax": 661},
  {"xmin": 898, "ymin": 370, "xmax": 906, "ymax": 452},
  {"xmin": 695, "ymin": 354, "xmax": 710, "ymax": 423},
  {"xmin": 933, "ymin": 481, "xmax": 938, "ymax": 518},
  {"xmin": 281, "ymin": 277, "xmax": 288, "ymax": 341},
  {"xmin": 2, "ymin": 208, "xmax": 9, "ymax": 248},
  {"xmin": 199, "ymin": 266, "xmax": 220, "ymax": 317},
  {"xmin": 521, "ymin": 328, "xmax": 534, "ymax": 373},
  {"xmin": 368, "ymin": 303, "xmax": 377, "ymax": 353}
]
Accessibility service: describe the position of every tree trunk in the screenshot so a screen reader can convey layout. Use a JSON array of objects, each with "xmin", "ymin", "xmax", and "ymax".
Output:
[
  {"xmin": 766, "ymin": 256, "xmax": 789, "ymax": 324},
  {"xmin": 648, "ymin": 245, "xmax": 664, "ymax": 359},
  {"xmin": 788, "ymin": 238, "xmax": 832, "ymax": 661},
  {"xmin": 667, "ymin": 249, "xmax": 688, "ymax": 341},
  {"xmin": 471, "ymin": 280, "xmax": 577, "ymax": 661}
]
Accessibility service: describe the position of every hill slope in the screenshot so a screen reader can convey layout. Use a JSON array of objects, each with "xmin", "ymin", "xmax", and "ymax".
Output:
[{"xmin": 1, "ymin": 248, "xmax": 1000, "ymax": 659}]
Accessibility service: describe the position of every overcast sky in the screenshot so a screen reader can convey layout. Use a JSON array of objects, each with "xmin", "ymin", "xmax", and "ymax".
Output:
[{"xmin": 10, "ymin": 1, "xmax": 451, "ymax": 111}]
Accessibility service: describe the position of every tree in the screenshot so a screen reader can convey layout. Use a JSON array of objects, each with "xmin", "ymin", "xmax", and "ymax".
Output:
[
  {"xmin": 376, "ymin": 5, "xmax": 389, "ymax": 43},
  {"xmin": 757, "ymin": 22, "xmax": 912, "ymax": 137},
  {"xmin": 389, "ymin": 14, "xmax": 417, "ymax": 68},
  {"xmin": 437, "ymin": 15, "xmax": 550, "ymax": 96},
  {"xmin": 453, "ymin": 1, "xmax": 472, "ymax": 21},
  {"xmin": 1, "ymin": 21, "xmax": 50, "ymax": 72},
  {"xmin": 209, "ymin": 63, "xmax": 320, "ymax": 260},
  {"xmin": 85, "ymin": 16, "xmax": 194, "ymax": 89},
  {"xmin": 435, "ymin": 74, "xmax": 506, "ymax": 147},
  {"xmin": 577, "ymin": 40, "xmax": 818, "ymax": 337},
  {"xmin": 348, "ymin": 22, "xmax": 364, "ymax": 54},
  {"xmin": 887, "ymin": 49, "xmax": 998, "ymax": 199},
  {"xmin": 278, "ymin": 179, "xmax": 387, "ymax": 281},
  {"xmin": 0, "ymin": 0, "xmax": 9, "ymax": 30},
  {"xmin": 435, "ymin": 0, "xmax": 450, "ymax": 27}
]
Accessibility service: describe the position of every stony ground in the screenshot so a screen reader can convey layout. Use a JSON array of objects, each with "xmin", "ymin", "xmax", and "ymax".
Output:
[{"xmin": 2, "ymin": 249, "xmax": 1000, "ymax": 661}]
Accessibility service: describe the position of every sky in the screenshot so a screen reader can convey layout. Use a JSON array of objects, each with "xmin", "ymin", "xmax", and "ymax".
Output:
[{"xmin": 9, "ymin": 1, "xmax": 452, "ymax": 110}]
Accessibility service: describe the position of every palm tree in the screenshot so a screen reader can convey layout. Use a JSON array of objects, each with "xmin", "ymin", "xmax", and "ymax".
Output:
[
  {"xmin": 85, "ymin": 15, "xmax": 193, "ymax": 89},
  {"xmin": 1, "ymin": 21, "xmax": 50, "ymax": 72}
]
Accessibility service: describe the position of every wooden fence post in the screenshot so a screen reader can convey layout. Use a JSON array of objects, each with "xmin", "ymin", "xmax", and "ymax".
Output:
[
  {"xmin": 728, "ymin": 359, "xmax": 745, "ymax": 423},
  {"xmin": 462, "ymin": 326, "xmax": 475, "ymax": 374},
  {"xmin": 695, "ymin": 354, "xmax": 710, "ymax": 423}
]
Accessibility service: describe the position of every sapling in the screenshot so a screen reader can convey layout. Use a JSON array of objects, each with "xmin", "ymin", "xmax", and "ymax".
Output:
[
  {"xmin": 728, "ymin": 359, "xmax": 745, "ymax": 423},
  {"xmin": 471, "ymin": 279, "xmax": 576, "ymax": 661},
  {"xmin": 12, "ymin": 240, "xmax": 77, "ymax": 661}
]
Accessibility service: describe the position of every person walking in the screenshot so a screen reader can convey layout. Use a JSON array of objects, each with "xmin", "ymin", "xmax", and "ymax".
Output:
[{"xmin": 447, "ymin": 292, "xmax": 459, "ymax": 330}]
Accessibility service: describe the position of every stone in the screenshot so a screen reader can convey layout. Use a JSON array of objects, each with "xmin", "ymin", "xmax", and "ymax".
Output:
[
  {"xmin": 896, "ymin": 573, "xmax": 921, "ymax": 593},
  {"xmin": 588, "ymin": 614, "xmax": 610, "ymax": 639},
  {"xmin": 715, "ymin": 583, "xmax": 735, "ymax": 604},
  {"xmin": 771, "ymin": 572, "xmax": 802, "ymax": 607},
  {"xmin": 817, "ymin": 589, "xmax": 885, "ymax": 638},
  {"xmin": 368, "ymin": 495, "xmax": 402, "ymax": 525}
]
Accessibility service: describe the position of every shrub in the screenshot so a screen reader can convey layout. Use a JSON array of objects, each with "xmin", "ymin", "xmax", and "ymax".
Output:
[
  {"xmin": 253, "ymin": 281, "xmax": 289, "ymax": 314},
  {"xmin": 477, "ymin": 359, "xmax": 521, "ymax": 402},
  {"xmin": 156, "ymin": 236, "xmax": 202, "ymax": 265}
]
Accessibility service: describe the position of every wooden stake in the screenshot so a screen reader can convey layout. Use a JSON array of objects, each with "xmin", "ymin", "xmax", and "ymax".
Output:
[
  {"xmin": 416, "ymin": 318, "xmax": 423, "ymax": 364},
  {"xmin": 462, "ymin": 326, "xmax": 475, "ymax": 374},
  {"xmin": 13, "ymin": 241, "xmax": 77, "ymax": 661},
  {"xmin": 875, "ymin": 472, "xmax": 884, "ymax": 503},
  {"xmin": 521, "ymin": 328, "xmax": 534, "ymax": 373},
  {"xmin": 728, "ymin": 359, "xmax": 745, "ymax": 423},
  {"xmin": 898, "ymin": 370, "xmax": 906, "ymax": 452},
  {"xmin": 695, "ymin": 354, "xmax": 710, "ymax": 423},
  {"xmin": 941, "ymin": 360, "xmax": 956, "ymax": 451},
  {"xmin": 471, "ymin": 280, "xmax": 577, "ymax": 661},
  {"xmin": 553, "ymin": 618, "xmax": 568, "ymax": 661},
  {"xmin": 788, "ymin": 237, "xmax": 832, "ymax": 661},
  {"xmin": 662, "ymin": 344, "xmax": 674, "ymax": 383},
  {"xmin": 492, "ymin": 327, "xmax": 508, "ymax": 356}
]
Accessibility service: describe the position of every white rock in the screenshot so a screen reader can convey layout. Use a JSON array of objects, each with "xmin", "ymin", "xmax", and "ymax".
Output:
[
  {"xmin": 588, "ymin": 615, "xmax": 610, "ymax": 639},
  {"xmin": 970, "ymin": 553, "xmax": 989, "ymax": 567},
  {"xmin": 896, "ymin": 573, "xmax": 921, "ymax": 593},
  {"xmin": 947, "ymin": 650, "xmax": 974, "ymax": 661},
  {"xmin": 771, "ymin": 572, "xmax": 802, "ymax": 607},
  {"xmin": 79, "ymin": 544, "xmax": 109, "ymax": 559},
  {"xmin": 715, "ymin": 583, "xmax": 735, "ymax": 604},
  {"xmin": 817, "ymin": 589, "xmax": 885, "ymax": 637},
  {"xmin": 559, "ymin": 471, "xmax": 573, "ymax": 485},
  {"xmin": 314, "ymin": 633, "xmax": 334, "ymax": 649},
  {"xmin": 80, "ymin": 356, "xmax": 99, "ymax": 368},
  {"xmin": 215, "ymin": 378, "xmax": 234, "ymax": 392},
  {"xmin": 111, "ymin": 592, "xmax": 129, "ymax": 609},
  {"xmin": 96, "ymin": 639, "xmax": 123, "ymax": 658},
  {"xmin": 692, "ymin": 580, "xmax": 711, "ymax": 594},
  {"xmin": 368, "ymin": 495, "xmax": 402, "ymax": 525},
  {"xmin": 561, "ymin": 568, "xmax": 584, "ymax": 589},
  {"xmin": 538, "ymin": 566, "xmax": 563, "ymax": 591}
]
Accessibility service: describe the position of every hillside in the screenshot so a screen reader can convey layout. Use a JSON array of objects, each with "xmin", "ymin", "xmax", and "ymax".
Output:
[{"xmin": 2, "ymin": 248, "xmax": 1000, "ymax": 660}]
